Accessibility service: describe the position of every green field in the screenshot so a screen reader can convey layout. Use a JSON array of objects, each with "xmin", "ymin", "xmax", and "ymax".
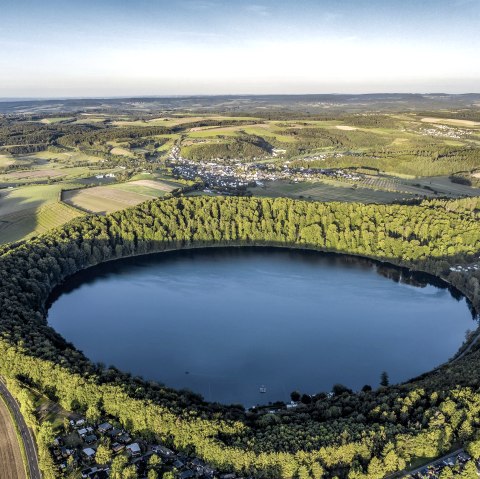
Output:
[
  {"xmin": 2, "ymin": 109, "xmax": 480, "ymax": 244},
  {"xmin": 0, "ymin": 178, "xmax": 177, "ymax": 244},
  {"xmin": 62, "ymin": 179, "xmax": 181, "ymax": 214},
  {"xmin": 33, "ymin": 150, "xmax": 105, "ymax": 163},
  {"xmin": 250, "ymin": 180, "xmax": 417, "ymax": 203},
  {"xmin": 0, "ymin": 150, "xmax": 117, "ymax": 187},
  {"xmin": 0, "ymin": 184, "xmax": 83, "ymax": 244}
]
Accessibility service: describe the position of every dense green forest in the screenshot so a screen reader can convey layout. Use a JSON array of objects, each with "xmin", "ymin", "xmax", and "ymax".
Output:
[
  {"xmin": 1, "ymin": 195, "xmax": 480, "ymax": 478},
  {"xmin": 280, "ymin": 127, "xmax": 392, "ymax": 155},
  {"xmin": 182, "ymin": 134, "xmax": 273, "ymax": 160},
  {"xmin": 0, "ymin": 117, "xmax": 256, "ymax": 155}
]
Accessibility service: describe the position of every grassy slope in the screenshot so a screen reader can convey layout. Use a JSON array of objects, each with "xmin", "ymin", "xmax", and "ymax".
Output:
[
  {"xmin": 251, "ymin": 180, "xmax": 416, "ymax": 203},
  {"xmin": 61, "ymin": 181, "xmax": 170, "ymax": 214},
  {"xmin": 0, "ymin": 184, "xmax": 84, "ymax": 244}
]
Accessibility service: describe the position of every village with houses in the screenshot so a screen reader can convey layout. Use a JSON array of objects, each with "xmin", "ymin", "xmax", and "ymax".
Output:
[
  {"xmin": 52, "ymin": 414, "xmax": 238, "ymax": 479},
  {"xmin": 416, "ymin": 124, "xmax": 471, "ymax": 140},
  {"xmin": 167, "ymin": 145, "xmax": 362, "ymax": 195},
  {"xmin": 49, "ymin": 407, "xmax": 480, "ymax": 479},
  {"xmin": 402, "ymin": 449, "xmax": 478, "ymax": 478}
]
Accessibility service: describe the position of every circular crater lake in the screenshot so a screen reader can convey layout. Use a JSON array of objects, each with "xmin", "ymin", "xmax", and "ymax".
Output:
[{"xmin": 48, "ymin": 247, "xmax": 476, "ymax": 406}]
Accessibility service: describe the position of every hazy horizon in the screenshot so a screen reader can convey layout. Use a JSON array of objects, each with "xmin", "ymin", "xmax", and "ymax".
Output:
[
  {"xmin": 0, "ymin": 91, "xmax": 480, "ymax": 102},
  {"xmin": 2, "ymin": 92, "xmax": 480, "ymax": 102},
  {"xmin": 2, "ymin": 0, "xmax": 480, "ymax": 97}
]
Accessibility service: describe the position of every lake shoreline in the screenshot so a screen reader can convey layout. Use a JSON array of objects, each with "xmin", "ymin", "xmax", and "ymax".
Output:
[{"xmin": 47, "ymin": 246, "xmax": 475, "ymax": 405}]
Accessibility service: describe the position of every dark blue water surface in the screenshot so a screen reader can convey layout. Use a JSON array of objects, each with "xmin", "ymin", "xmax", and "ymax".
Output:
[{"xmin": 47, "ymin": 248, "xmax": 476, "ymax": 406}]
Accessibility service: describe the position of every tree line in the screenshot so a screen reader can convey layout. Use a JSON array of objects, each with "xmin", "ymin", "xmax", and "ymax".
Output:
[{"xmin": 1, "ymin": 195, "xmax": 480, "ymax": 478}]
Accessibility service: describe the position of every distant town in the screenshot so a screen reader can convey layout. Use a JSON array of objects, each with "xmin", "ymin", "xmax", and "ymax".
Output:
[{"xmin": 169, "ymin": 145, "xmax": 369, "ymax": 194}]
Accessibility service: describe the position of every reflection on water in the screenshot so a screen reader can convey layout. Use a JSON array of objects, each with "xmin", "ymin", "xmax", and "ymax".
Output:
[{"xmin": 47, "ymin": 248, "xmax": 477, "ymax": 406}]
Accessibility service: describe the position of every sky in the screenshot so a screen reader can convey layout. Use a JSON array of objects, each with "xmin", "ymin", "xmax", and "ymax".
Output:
[{"xmin": 1, "ymin": 0, "xmax": 480, "ymax": 97}]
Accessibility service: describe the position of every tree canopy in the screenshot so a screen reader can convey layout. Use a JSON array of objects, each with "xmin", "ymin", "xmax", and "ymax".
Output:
[{"xmin": 1, "ymin": 195, "xmax": 480, "ymax": 478}]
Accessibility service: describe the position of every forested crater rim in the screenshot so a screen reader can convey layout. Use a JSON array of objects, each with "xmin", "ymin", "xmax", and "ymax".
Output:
[
  {"xmin": 6, "ymin": 195, "xmax": 480, "ymax": 387},
  {"xmin": 2, "ymin": 195, "xmax": 480, "ymax": 478}
]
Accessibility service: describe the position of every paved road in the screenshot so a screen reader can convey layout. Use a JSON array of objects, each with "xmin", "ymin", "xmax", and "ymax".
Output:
[
  {"xmin": 400, "ymin": 448, "xmax": 466, "ymax": 477},
  {"xmin": 0, "ymin": 379, "xmax": 41, "ymax": 479}
]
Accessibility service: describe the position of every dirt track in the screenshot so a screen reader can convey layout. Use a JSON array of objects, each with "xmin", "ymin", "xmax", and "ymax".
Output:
[{"xmin": 0, "ymin": 395, "xmax": 26, "ymax": 479}]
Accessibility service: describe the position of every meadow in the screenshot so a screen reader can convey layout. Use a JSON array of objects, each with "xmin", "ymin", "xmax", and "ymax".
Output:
[
  {"xmin": 1, "ymin": 109, "xmax": 480, "ymax": 243},
  {"xmin": 250, "ymin": 180, "xmax": 416, "ymax": 203},
  {"xmin": 0, "ymin": 184, "xmax": 83, "ymax": 244},
  {"xmin": 62, "ymin": 179, "xmax": 180, "ymax": 214}
]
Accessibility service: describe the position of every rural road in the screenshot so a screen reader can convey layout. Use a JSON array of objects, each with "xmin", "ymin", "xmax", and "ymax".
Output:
[
  {"xmin": 0, "ymin": 379, "xmax": 41, "ymax": 479},
  {"xmin": 399, "ymin": 448, "xmax": 465, "ymax": 477}
]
